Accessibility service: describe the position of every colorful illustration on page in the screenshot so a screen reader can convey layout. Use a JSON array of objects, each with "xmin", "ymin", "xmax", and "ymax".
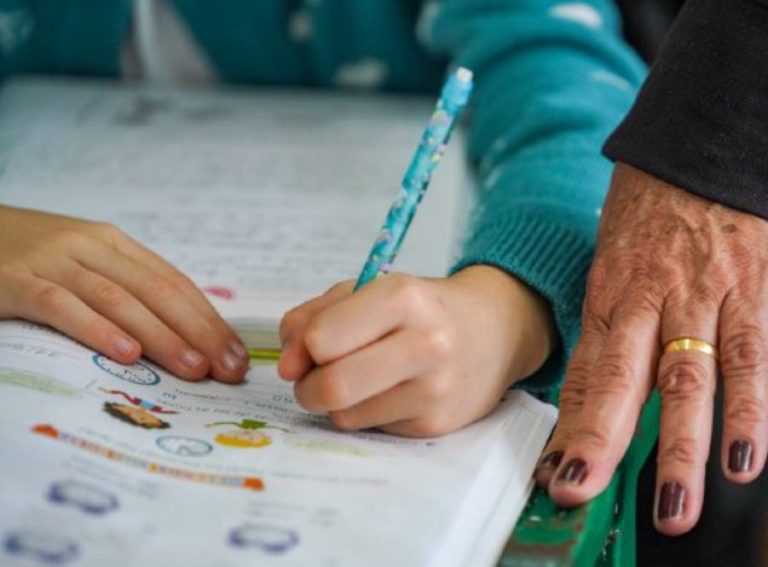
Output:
[
  {"xmin": 99, "ymin": 388, "xmax": 179, "ymax": 414},
  {"xmin": 47, "ymin": 480, "xmax": 119, "ymax": 516},
  {"xmin": 228, "ymin": 523, "xmax": 300, "ymax": 554},
  {"xmin": 102, "ymin": 402, "xmax": 171, "ymax": 430},
  {"xmin": 3, "ymin": 528, "xmax": 79, "ymax": 565},
  {"xmin": 207, "ymin": 419, "xmax": 289, "ymax": 449}
]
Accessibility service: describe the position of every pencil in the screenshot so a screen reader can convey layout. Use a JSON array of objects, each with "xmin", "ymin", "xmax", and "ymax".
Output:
[
  {"xmin": 247, "ymin": 348, "xmax": 282, "ymax": 362},
  {"xmin": 353, "ymin": 67, "xmax": 474, "ymax": 291}
]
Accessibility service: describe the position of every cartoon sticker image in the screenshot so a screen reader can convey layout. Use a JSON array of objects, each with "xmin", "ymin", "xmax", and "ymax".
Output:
[
  {"xmin": 207, "ymin": 419, "xmax": 289, "ymax": 449},
  {"xmin": 103, "ymin": 402, "xmax": 171, "ymax": 429},
  {"xmin": 155, "ymin": 435, "xmax": 213, "ymax": 457},
  {"xmin": 228, "ymin": 523, "xmax": 299, "ymax": 554},
  {"xmin": 99, "ymin": 388, "xmax": 179, "ymax": 414},
  {"xmin": 92, "ymin": 354, "xmax": 160, "ymax": 385},
  {"xmin": 3, "ymin": 529, "xmax": 79, "ymax": 564},
  {"xmin": 47, "ymin": 480, "xmax": 119, "ymax": 516}
]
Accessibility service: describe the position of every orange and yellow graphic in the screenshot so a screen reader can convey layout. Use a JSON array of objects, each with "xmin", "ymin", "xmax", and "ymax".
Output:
[
  {"xmin": 207, "ymin": 419, "xmax": 289, "ymax": 449},
  {"xmin": 31, "ymin": 424, "xmax": 264, "ymax": 491}
]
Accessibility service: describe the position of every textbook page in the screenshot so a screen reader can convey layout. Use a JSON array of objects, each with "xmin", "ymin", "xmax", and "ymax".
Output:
[
  {"xmin": 0, "ymin": 78, "xmax": 470, "ymax": 343},
  {"xmin": 0, "ymin": 321, "xmax": 557, "ymax": 567}
]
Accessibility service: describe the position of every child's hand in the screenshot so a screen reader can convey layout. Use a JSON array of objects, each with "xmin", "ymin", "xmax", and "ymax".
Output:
[
  {"xmin": 0, "ymin": 206, "xmax": 248, "ymax": 382},
  {"xmin": 278, "ymin": 266, "xmax": 556, "ymax": 437}
]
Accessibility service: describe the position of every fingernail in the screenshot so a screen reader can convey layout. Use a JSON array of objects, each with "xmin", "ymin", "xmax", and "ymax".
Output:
[
  {"xmin": 729, "ymin": 440, "xmax": 753, "ymax": 473},
  {"xmin": 229, "ymin": 340, "xmax": 248, "ymax": 360},
  {"xmin": 181, "ymin": 348, "xmax": 206, "ymax": 369},
  {"xmin": 113, "ymin": 336, "xmax": 137, "ymax": 357},
  {"xmin": 537, "ymin": 450, "xmax": 564, "ymax": 470},
  {"xmin": 222, "ymin": 351, "xmax": 243, "ymax": 371},
  {"xmin": 657, "ymin": 481, "xmax": 686, "ymax": 521},
  {"xmin": 555, "ymin": 458, "xmax": 588, "ymax": 485}
]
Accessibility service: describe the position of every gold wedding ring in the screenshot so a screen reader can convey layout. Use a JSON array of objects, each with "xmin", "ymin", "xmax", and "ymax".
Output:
[{"xmin": 663, "ymin": 337, "xmax": 719, "ymax": 360}]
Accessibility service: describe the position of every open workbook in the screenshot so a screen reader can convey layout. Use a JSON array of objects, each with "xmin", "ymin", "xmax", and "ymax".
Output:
[
  {"xmin": 0, "ymin": 77, "xmax": 468, "ymax": 349},
  {"xmin": 0, "ymin": 78, "xmax": 558, "ymax": 566}
]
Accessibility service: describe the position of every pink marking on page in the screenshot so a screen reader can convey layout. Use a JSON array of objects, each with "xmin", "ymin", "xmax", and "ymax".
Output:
[{"xmin": 203, "ymin": 286, "xmax": 236, "ymax": 301}]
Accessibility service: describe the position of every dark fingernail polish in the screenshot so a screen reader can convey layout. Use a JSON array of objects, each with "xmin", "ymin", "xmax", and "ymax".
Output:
[
  {"xmin": 537, "ymin": 451, "xmax": 564, "ymax": 470},
  {"xmin": 657, "ymin": 481, "xmax": 685, "ymax": 521},
  {"xmin": 729, "ymin": 440, "xmax": 753, "ymax": 473},
  {"xmin": 555, "ymin": 458, "xmax": 588, "ymax": 485}
]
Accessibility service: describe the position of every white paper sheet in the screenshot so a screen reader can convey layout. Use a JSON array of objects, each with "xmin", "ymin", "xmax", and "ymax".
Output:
[
  {"xmin": 0, "ymin": 321, "xmax": 556, "ymax": 567},
  {"xmin": 0, "ymin": 78, "xmax": 470, "ymax": 327},
  {"xmin": 0, "ymin": 79, "xmax": 557, "ymax": 566}
]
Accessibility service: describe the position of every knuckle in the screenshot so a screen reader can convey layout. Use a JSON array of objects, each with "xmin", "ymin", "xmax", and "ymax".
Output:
[
  {"xmin": 303, "ymin": 323, "xmax": 329, "ymax": 362},
  {"xmin": 329, "ymin": 410, "xmax": 358, "ymax": 431},
  {"xmin": 166, "ymin": 271, "xmax": 195, "ymax": 292},
  {"xmin": 592, "ymin": 352, "xmax": 636, "ymax": 385},
  {"xmin": 721, "ymin": 327, "xmax": 768, "ymax": 376},
  {"xmin": 325, "ymin": 280, "xmax": 353, "ymax": 298},
  {"xmin": 57, "ymin": 228, "xmax": 92, "ymax": 250},
  {"xmin": 92, "ymin": 281, "xmax": 129, "ymax": 309},
  {"xmin": 658, "ymin": 359, "xmax": 712, "ymax": 403},
  {"xmin": 572, "ymin": 426, "xmax": 612, "ymax": 451},
  {"xmin": 694, "ymin": 285, "xmax": 723, "ymax": 309},
  {"xmin": 148, "ymin": 276, "xmax": 180, "ymax": 302},
  {"xmin": 584, "ymin": 377, "xmax": 638, "ymax": 400},
  {"xmin": 422, "ymin": 329, "xmax": 455, "ymax": 361},
  {"xmin": 565, "ymin": 355, "xmax": 592, "ymax": 382},
  {"xmin": 421, "ymin": 376, "xmax": 451, "ymax": 403},
  {"xmin": 314, "ymin": 372, "xmax": 350, "ymax": 409},
  {"xmin": 557, "ymin": 376, "xmax": 588, "ymax": 412},
  {"xmin": 280, "ymin": 308, "xmax": 302, "ymax": 338},
  {"xmin": 724, "ymin": 395, "xmax": 768, "ymax": 428},
  {"xmin": 90, "ymin": 221, "xmax": 124, "ymax": 242},
  {"xmin": 657, "ymin": 437, "xmax": 701, "ymax": 468},
  {"xmin": 390, "ymin": 278, "xmax": 431, "ymax": 314},
  {"xmin": 33, "ymin": 285, "xmax": 69, "ymax": 312},
  {"xmin": 623, "ymin": 290, "xmax": 662, "ymax": 320}
]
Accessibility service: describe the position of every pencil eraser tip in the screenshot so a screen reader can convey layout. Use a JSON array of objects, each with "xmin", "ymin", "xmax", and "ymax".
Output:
[{"xmin": 455, "ymin": 67, "xmax": 473, "ymax": 83}]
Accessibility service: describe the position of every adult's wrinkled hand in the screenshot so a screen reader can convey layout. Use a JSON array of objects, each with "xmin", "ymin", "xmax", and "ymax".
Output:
[{"xmin": 536, "ymin": 163, "xmax": 768, "ymax": 535}]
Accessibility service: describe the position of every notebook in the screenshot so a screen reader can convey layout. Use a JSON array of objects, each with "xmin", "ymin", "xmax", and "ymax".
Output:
[
  {"xmin": 0, "ymin": 77, "xmax": 468, "ymax": 349},
  {"xmin": 0, "ymin": 78, "xmax": 558, "ymax": 567}
]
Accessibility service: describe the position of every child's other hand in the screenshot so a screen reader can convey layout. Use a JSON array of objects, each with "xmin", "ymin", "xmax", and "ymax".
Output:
[
  {"xmin": 278, "ymin": 266, "xmax": 556, "ymax": 437},
  {"xmin": 0, "ymin": 206, "xmax": 248, "ymax": 382}
]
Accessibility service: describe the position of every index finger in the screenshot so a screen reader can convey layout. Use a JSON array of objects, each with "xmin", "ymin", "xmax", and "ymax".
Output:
[
  {"xmin": 101, "ymin": 225, "xmax": 242, "ymax": 344},
  {"xmin": 278, "ymin": 282, "xmax": 355, "ymax": 381},
  {"xmin": 549, "ymin": 300, "xmax": 660, "ymax": 507},
  {"xmin": 299, "ymin": 275, "xmax": 439, "ymax": 366}
]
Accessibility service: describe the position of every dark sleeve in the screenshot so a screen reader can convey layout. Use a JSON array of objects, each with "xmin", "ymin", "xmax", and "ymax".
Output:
[{"xmin": 603, "ymin": 0, "xmax": 768, "ymax": 219}]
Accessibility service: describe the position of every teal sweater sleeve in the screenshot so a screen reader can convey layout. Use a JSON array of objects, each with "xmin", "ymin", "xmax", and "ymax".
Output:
[
  {"xmin": 428, "ymin": 0, "xmax": 646, "ymax": 390},
  {"xmin": 0, "ymin": 0, "xmax": 647, "ymax": 393},
  {"xmin": 0, "ymin": 0, "xmax": 130, "ymax": 79}
]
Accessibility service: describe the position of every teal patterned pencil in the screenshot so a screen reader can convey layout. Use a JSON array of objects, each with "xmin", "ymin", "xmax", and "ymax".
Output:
[{"xmin": 354, "ymin": 67, "xmax": 474, "ymax": 291}]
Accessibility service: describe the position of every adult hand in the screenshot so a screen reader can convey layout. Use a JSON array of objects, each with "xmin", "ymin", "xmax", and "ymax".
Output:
[
  {"xmin": 536, "ymin": 163, "xmax": 768, "ymax": 535},
  {"xmin": 0, "ymin": 205, "xmax": 248, "ymax": 382},
  {"xmin": 278, "ymin": 266, "xmax": 556, "ymax": 437}
]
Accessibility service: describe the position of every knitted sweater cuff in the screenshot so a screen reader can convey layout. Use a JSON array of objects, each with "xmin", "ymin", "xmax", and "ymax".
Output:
[{"xmin": 451, "ymin": 204, "xmax": 594, "ymax": 392}]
